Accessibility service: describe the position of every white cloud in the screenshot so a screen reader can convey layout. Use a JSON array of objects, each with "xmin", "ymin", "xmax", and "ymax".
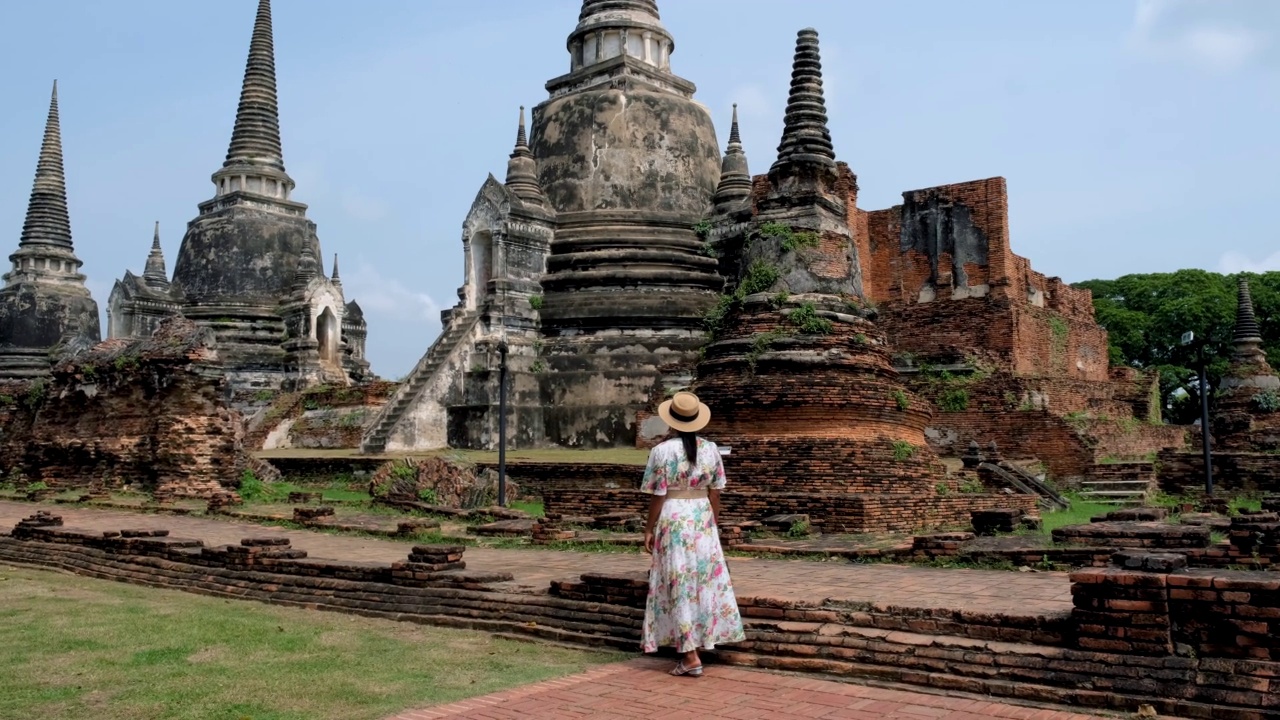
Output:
[
  {"xmin": 1218, "ymin": 250, "xmax": 1280, "ymax": 274},
  {"xmin": 1129, "ymin": 0, "xmax": 1267, "ymax": 71},
  {"xmin": 342, "ymin": 259, "xmax": 442, "ymax": 324}
]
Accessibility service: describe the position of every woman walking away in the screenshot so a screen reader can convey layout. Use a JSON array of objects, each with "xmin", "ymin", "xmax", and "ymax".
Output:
[{"xmin": 640, "ymin": 391, "xmax": 746, "ymax": 677}]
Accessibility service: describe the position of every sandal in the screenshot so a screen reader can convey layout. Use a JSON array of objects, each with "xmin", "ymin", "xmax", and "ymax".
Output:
[{"xmin": 669, "ymin": 661, "xmax": 703, "ymax": 678}]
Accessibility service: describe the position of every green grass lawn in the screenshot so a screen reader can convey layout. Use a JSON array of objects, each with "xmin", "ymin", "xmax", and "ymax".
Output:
[
  {"xmin": 1038, "ymin": 496, "xmax": 1118, "ymax": 535},
  {"xmin": 0, "ymin": 566, "xmax": 625, "ymax": 720}
]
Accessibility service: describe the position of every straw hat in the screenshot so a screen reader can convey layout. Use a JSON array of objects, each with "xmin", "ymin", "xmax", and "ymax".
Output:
[{"xmin": 657, "ymin": 391, "xmax": 711, "ymax": 433}]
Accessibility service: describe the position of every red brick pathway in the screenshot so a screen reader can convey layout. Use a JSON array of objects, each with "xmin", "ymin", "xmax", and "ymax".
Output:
[
  {"xmin": 0, "ymin": 501, "xmax": 1072, "ymax": 615},
  {"xmin": 384, "ymin": 658, "xmax": 1116, "ymax": 720}
]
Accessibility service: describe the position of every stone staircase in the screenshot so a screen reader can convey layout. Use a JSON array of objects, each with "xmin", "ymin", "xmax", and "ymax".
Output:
[
  {"xmin": 1079, "ymin": 462, "xmax": 1157, "ymax": 505},
  {"xmin": 1078, "ymin": 479, "xmax": 1153, "ymax": 505},
  {"xmin": 360, "ymin": 310, "xmax": 478, "ymax": 454},
  {"xmin": 988, "ymin": 460, "xmax": 1071, "ymax": 511}
]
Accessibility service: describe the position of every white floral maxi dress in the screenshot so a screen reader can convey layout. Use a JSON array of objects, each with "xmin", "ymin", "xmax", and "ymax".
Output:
[{"xmin": 640, "ymin": 437, "xmax": 746, "ymax": 654}]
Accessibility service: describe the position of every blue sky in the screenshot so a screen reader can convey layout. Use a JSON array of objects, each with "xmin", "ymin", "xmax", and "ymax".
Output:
[{"xmin": 0, "ymin": 0, "xmax": 1276, "ymax": 379}]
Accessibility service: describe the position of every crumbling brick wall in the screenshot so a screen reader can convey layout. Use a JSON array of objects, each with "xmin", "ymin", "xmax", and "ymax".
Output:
[
  {"xmin": 843, "ymin": 174, "xmax": 1187, "ymax": 480},
  {"xmin": 0, "ymin": 318, "xmax": 247, "ymax": 498},
  {"xmin": 246, "ymin": 381, "xmax": 394, "ymax": 451},
  {"xmin": 904, "ymin": 369, "xmax": 1183, "ymax": 481},
  {"xmin": 540, "ymin": 486, "xmax": 1037, "ymax": 534},
  {"xmin": 1157, "ymin": 449, "xmax": 1280, "ymax": 496}
]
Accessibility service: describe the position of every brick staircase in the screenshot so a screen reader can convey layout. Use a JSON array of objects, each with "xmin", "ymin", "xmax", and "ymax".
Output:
[
  {"xmin": 1079, "ymin": 461, "xmax": 1157, "ymax": 505},
  {"xmin": 360, "ymin": 310, "xmax": 478, "ymax": 454}
]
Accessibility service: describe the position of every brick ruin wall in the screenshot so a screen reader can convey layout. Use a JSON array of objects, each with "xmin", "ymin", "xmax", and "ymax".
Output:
[
  {"xmin": 3, "ymin": 517, "xmax": 1277, "ymax": 719},
  {"xmin": 844, "ymin": 177, "xmax": 1186, "ymax": 480},
  {"xmin": 1158, "ymin": 449, "xmax": 1280, "ymax": 497},
  {"xmin": 864, "ymin": 178, "xmax": 1105, "ymax": 381},
  {"xmin": 0, "ymin": 319, "xmax": 247, "ymax": 498},
  {"xmin": 246, "ymin": 381, "xmax": 395, "ymax": 451},
  {"xmin": 540, "ymin": 483, "xmax": 1038, "ymax": 534},
  {"xmin": 909, "ymin": 373, "xmax": 1185, "ymax": 480}
]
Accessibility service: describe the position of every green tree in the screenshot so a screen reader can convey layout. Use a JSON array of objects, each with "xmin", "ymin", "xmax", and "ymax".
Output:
[{"xmin": 1075, "ymin": 270, "xmax": 1280, "ymax": 424}]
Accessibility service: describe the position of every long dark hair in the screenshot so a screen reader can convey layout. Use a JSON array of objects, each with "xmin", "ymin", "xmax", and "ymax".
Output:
[{"xmin": 679, "ymin": 431, "xmax": 698, "ymax": 466}]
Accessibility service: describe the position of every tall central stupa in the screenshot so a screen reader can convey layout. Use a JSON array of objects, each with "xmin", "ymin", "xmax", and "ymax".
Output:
[
  {"xmin": 363, "ymin": 0, "xmax": 725, "ymax": 452},
  {"xmin": 531, "ymin": 0, "xmax": 724, "ymax": 445}
]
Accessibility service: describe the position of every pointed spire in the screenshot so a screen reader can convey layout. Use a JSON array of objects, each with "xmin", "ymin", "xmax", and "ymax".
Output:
[
  {"xmin": 516, "ymin": 105, "xmax": 529, "ymax": 148},
  {"xmin": 142, "ymin": 221, "xmax": 170, "ymax": 290},
  {"xmin": 771, "ymin": 28, "xmax": 837, "ymax": 175},
  {"xmin": 330, "ymin": 253, "xmax": 341, "ymax": 286},
  {"xmin": 715, "ymin": 103, "xmax": 752, "ymax": 206},
  {"xmin": 1222, "ymin": 275, "xmax": 1278, "ymax": 389},
  {"xmin": 224, "ymin": 0, "xmax": 285, "ymax": 173},
  {"xmin": 505, "ymin": 106, "xmax": 547, "ymax": 205},
  {"xmin": 291, "ymin": 241, "xmax": 317, "ymax": 293},
  {"xmin": 1234, "ymin": 276, "xmax": 1263, "ymax": 345},
  {"xmin": 18, "ymin": 80, "xmax": 73, "ymax": 250}
]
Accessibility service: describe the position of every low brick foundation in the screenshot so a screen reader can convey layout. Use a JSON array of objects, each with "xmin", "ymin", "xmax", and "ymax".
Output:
[
  {"xmin": 4, "ymin": 515, "xmax": 1278, "ymax": 718},
  {"xmin": 1158, "ymin": 449, "xmax": 1280, "ymax": 496},
  {"xmin": 1052, "ymin": 521, "xmax": 1211, "ymax": 550},
  {"xmin": 1185, "ymin": 514, "xmax": 1280, "ymax": 569},
  {"xmin": 971, "ymin": 508, "xmax": 1024, "ymax": 535},
  {"xmin": 543, "ymin": 486, "xmax": 1038, "ymax": 534}
]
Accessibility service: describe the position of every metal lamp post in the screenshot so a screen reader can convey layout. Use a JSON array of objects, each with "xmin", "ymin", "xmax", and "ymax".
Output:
[
  {"xmin": 1180, "ymin": 331, "xmax": 1214, "ymax": 496},
  {"xmin": 496, "ymin": 341, "xmax": 509, "ymax": 507}
]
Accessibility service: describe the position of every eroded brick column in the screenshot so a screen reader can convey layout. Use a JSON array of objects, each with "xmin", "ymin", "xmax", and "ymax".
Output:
[{"xmin": 1069, "ymin": 552, "xmax": 1181, "ymax": 655}]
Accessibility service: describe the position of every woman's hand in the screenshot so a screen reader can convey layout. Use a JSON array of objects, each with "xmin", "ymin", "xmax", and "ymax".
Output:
[{"xmin": 643, "ymin": 531, "xmax": 655, "ymax": 554}]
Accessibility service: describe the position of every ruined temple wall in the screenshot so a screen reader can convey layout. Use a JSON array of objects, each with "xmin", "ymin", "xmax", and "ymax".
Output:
[
  {"xmin": 877, "ymin": 296, "xmax": 1018, "ymax": 364},
  {"xmin": 1014, "ymin": 256, "xmax": 1096, "ymax": 322},
  {"xmin": 876, "ymin": 295, "xmax": 1109, "ymax": 383},
  {"xmin": 1157, "ymin": 449, "xmax": 1280, "ymax": 496},
  {"xmin": 540, "ymin": 486, "xmax": 1037, "ymax": 534},
  {"xmin": 0, "ymin": 321, "xmax": 247, "ymax": 497},
  {"xmin": 252, "ymin": 382, "xmax": 395, "ymax": 451},
  {"xmin": 913, "ymin": 373, "xmax": 1185, "ymax": 480},
  {"xmin": 1010, "ymin": 304, "xmax": 1110, "ymax": 382},
  {"xmin": 862, "ymin": 177, "xmax": 1012, "ymax": 306},
  {"xmin": 864, "ymin": 177, "xmax": 1106, "ymax": 382}
]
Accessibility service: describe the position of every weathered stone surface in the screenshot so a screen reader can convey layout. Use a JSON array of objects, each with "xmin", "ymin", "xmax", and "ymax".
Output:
[
  {"xmin": 1, "ymin": 82, "xmax": 100, "ymax": 380},
  {"xmin": 1053, "ymin": 522, "xmax": 1211, "ymax": 550},
  {"xmin": 368, "ymin": 457, "xmax": 520, "ymax": 510},
  {"xmin": 971, "ymin": 508, "xmax": 1024, "ymax": 536},
  {"xmin": 106, "ymin": 0, "xmax": 369, "ymax": 393},
  {"xmin": 1093, "ymin": 507, "xmax": 1169, "ymax": 523},
  {"xmin": 0, "ymin": 317, "xmax": 247, "ymax": 498},
  {"xmin": 469, "ymin": 518, "xmax": 535, "ymax": 537}
]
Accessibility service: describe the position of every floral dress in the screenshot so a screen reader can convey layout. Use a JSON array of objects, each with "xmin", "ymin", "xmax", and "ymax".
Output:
[{"xmin": 640, "ymin": 437, "xmax": 746, "ymax": 654}]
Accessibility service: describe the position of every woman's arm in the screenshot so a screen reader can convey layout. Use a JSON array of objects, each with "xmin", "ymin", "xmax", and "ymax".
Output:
[
  {"xmin": 643, "ymin": 494, "xmax": 665, "ymax": 554},
  {"xmin": 709, "ymin": 489, "xmax": 721, "ymax": 527}
]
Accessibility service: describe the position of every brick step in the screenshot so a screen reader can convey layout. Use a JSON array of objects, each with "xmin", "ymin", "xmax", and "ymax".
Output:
[
  {"xmin": 708, "ymin": 647, "xmax": 1234, "ymax": 720},
  {"xmin": 1077, "ymin": 491, "xmax": 1148, "ymax": 506},
  {"xmin": 1080, "ymin": 479, "xmax": 1153, "ymax": 493}
]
